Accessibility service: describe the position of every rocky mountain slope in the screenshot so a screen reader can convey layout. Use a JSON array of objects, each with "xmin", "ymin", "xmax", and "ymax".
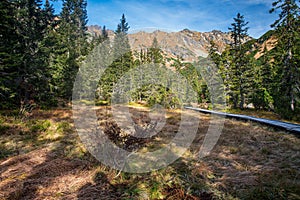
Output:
[
  {"xmin": 88, "ymin": 25, "xmax": 281, "ymax": 64},
  {"xmin": 88, "ymin": 26, "xmax": 235, "ymax": 62},
  {"xmin": 128, "ymin": 29, "xmax": 234, "ymax": 62},
  {"xmin": 253, "ymin": 30, "xmax": 277, "ymax": 59}
]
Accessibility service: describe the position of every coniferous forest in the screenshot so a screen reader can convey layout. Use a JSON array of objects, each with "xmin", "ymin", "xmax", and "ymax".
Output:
[
  {"xmin": 0, "ymin": 0, "xmax": 300, "ymax": 199},
  {"xmin": 0, "ymin": 0, "xmax": 299, "ymax": 120}
]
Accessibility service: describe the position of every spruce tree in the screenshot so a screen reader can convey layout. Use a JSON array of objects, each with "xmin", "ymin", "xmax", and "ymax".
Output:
[
  {"xmin": 228, "ymin": 13, "xmax": 251, "ymax": 109},
  {"xmin": 14, "ymin": 0, "xmax": 52, "ymax": 109},
  {"xmin": 252, "ymin": 46, "xmax": 275, "ymax": 110},
  {"xmin": 148, "ymin": 37, "xmax": 164, "ymax": 64},
  {"xmin": 116, "ymin": 14, "xmax": 130, "ymax": 34},
  {"xmin": 0, "ymin": 0, "xmax": 21, "ymax": 108},
  {"xmin": 53, "ymin": 0, "xmax": 88, "ymax": 100},
  {"xmin": 269, "ymin": 0, "xmax": 300, "ymax": 118},
  {"xmin": 98, "ymin": 14, "xmax": 133, "ymax": 102},
  {"xmin": 92, "ymin": 25, "xmax": 109, "ymax": 48}
]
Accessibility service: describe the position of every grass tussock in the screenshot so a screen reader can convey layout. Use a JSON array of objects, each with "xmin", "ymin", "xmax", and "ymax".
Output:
[{"xmin": 0, "ymin": 106, "xmax": 299, "ymax": 199}]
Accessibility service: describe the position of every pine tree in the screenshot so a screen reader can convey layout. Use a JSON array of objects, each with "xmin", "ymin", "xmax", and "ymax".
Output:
[
  {"xmin": 228, "ymin": 13, "xmax": 249, "ymax": 50},
  {"xmin": 92, "ymin": 25, "xmax": 109, "ymax": 48},
  {"xmin": 53, "ymin": 0, "xmax": 88, "ymax": 100},
  {"xmin": 252, "ymin": 46, "xmax": 275, "ymax": 110},
  {"xmin": 43, "ymin": 0, "xmax": 55, "ymax": 24},
  {"xmin": 98, "ymin": 14, "xmax": 133, "ymax": 102},
  {"xmin": 208, "ymin": 41, "xmax": 221, "ymax": 66},
  {"xmin": 0, "ymin": 0, "xmax": 62, "ymax": 109},
  {"xmin": 40, "ymin": 0, "xmax": 59, "ymax": 106},
  {"xmin": 113, "ymin": 14, "xmax": 131, "ymax": 60},
  {"xmin": 102, "ymin": 25, "xmax": 109, "ymax": 41},
  {"xmin": 218, "ymin": 47, "xmax": 232, "ymax": 106},
  {"xmin": 116, "ymin": 14, "xmax": 130, "ymax": 34},
  {"xmin": 269, "ymin": 0, "xmax": 300, "ymax": 118},
  {"xmin": 0, "ymin": 0, "xmax": 21, "ymax": 108},
  {"xmin": 148, "ymin": 37, "xmax": 164, "ymax": 64},
  {"xmin": 209, "ymin": 41, "xmax": 231, "ymax": 106},
  {"xmin": 228, "ymin": 13, "xmax": 251, "ymax": 109},
  {"xmin": 14, "ymin": 0, "xmax": 53, "ymax": 109}
]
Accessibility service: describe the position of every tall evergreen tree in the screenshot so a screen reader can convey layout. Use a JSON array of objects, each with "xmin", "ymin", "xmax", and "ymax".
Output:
[
  {"xmin": 209, "ymin": 41, "xmax": 231, "ymax": 106},
  {"xmin": 14, "ymin": 0, "xmax": 53, "ymax": 109},
  {"xmin": 53, "ymin": 0, "xmax": 88, "ymax": 100},
  {"xmin": 41, "ymin": 0, "xmax": 58, "ymax": 105},
  {"xmin": 43, "ymin": 0, "xmax": 55, "ymax": 24},
  {"xmin": 251, "ymin": 46, "xmax": 275, "ymax": 110},
  {"xmin": 113, "ymin": 14, "xmax": 131, "ymax": 60},
  {"xmin": 228, "ymin": 13, "xmax": 249, "ymax": 49},
  {"xmin": 269, "ymin": 0, "xmax": 300, "ymax": 118},
  {"xmin": 228, "ymin": 13, "xmax": 252, "ymax": 109},
  {"xmin": 102, "ymin": 25, "xmax": 109, "ymax": 40},
  {"xmin": 92, "ymin": 25, "xmax": 109, "ymax": 48},
  {"xmin": 116, "ymin": 14, "xmax": 130, "ymax": 34},
  {"xmin": 0, "ymin": 0, "xmax": 21, "ymax": 108},
  {"xmin": 98, "ymin": 14, "xmax": 133, "ymax": 102}
]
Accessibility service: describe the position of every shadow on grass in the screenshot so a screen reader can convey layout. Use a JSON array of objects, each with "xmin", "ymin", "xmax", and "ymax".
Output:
[
  {"xmin": 76, "ymin": 158, "xmax": 214, "ymax": 200},
  {"xmin": 0, "ymin": 109, "xmax": 97, "ymax": 199},
  {"xmin": 0, "ymin": 107, "xmax": 299, "ymax": 199}
]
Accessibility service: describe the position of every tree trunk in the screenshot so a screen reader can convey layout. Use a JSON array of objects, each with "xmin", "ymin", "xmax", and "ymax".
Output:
[{"xmin": 239, "ymin": 93, "xmax": 244, "ymax": 109}]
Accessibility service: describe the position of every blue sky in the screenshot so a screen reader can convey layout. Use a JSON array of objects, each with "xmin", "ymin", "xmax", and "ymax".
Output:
[{"xmin": 51, "ymin": 0, "xmax": 279, "ymax": 38}]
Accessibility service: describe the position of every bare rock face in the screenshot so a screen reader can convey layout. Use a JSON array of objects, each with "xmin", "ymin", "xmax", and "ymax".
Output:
[
  {"xmin": 87, "ymin": 26, "xmax": 251, "ymax": 62},
  {"xmin": 127, "ymin": 29, "xmax": 233, "ymax": 61}
]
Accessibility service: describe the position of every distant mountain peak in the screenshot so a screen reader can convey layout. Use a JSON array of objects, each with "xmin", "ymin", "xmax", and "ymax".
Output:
[
  {"xmin": 87, "ymin": 25, "xmax": 239, "ymax": 61},
  {"xmin": 127, "ymin": 29, "xmax": 233, "ymax": 61}
]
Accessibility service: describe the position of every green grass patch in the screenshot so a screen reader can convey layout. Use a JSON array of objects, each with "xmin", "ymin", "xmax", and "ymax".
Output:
[{"xmin": 28, "ymin": 120, "xmax": 51, "ymax": 133}]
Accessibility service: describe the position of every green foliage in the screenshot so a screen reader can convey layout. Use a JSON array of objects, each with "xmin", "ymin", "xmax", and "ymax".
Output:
[
  {"xmin": 116, "ymin": 14, "xmax": 130, "ymax": 34},
  {"xmin": 149, "ymin": 37, "xmax": 165, "ymax": 64},
  {"xmin": 0, "ymin": 0, "xmax": 89, "ymax": 109},
  {"xmin": 268, "ymin": 0, "xmax": 300, "ymax": 118},
  {"xmin": 28, "ymin": 120, "xmax": 51, "ymax": 133},
  {"xmin": 252, "ymin": 88, "xmax": 274, "ymax": 110},
  {"xmin": 0, "ymin": 0, "xmax": 20, "ymax": 108},
  {"xmin": 0, "ymin": 0, "xmax": 52, "ymax": 108},
  {"xmin": 0, "ymin": 0, "xmax": 299, "ymax": 122},
  {"xmin": 171, "ymin": 57, "xmax": 205, "ymax": 104},
  {"xmin": 207, "ymin": 6, "xmax": 299, "ymax": 119},
  {"xmin": 56, "ymin": 121, "xmax": 73, "ymax": 134},
  {"xmin": 52, "ymin": 0, "xmax": 89, "ymax": 100},
  {"xmin": 135, "ymin": 84, "xmax": 181, "ymax": 109},
  {"xmin": 257, "ymin": 30, "xmax": 275, "ymax": 43},
  {"xmin": 97, "ymin": 14, "xmax": 133, "ymax": 102},
  {"xmin": 227, "ymin": 13, "xmax": 253, "ymax": 109}
]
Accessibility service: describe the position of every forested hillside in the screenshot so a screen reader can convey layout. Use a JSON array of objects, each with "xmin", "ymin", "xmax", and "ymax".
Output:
[
  {"xmin": 209, "ymin": 6, "xmax": 300, "ymax": 120},
  {"xmin": 1, "ymin": 0, "xmax": 299, "ymax": 120}
]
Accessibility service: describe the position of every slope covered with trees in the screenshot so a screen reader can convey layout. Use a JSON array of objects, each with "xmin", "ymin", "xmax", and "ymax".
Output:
[
  {"xmin": 0, "ymin": 0, "xmax": 299, "ymax": 121},
  {"xmin": 209, "ymin": 0, "xmax": 300, "ymax": 120}
]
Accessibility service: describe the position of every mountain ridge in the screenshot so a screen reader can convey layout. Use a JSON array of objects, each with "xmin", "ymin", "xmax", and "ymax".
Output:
[{"xmin": 87, "ymin": 26, "xmax": 253, "ymax": 62}]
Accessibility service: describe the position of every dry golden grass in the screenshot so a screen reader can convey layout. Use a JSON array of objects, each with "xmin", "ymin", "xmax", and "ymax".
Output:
[
  {"xmin": 0, "ymin": 106, "xmax": 299, "ymax": 199},
  {"xmin": 227, "ymin": 108, "xmax": 300, "ymax": 124}
]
